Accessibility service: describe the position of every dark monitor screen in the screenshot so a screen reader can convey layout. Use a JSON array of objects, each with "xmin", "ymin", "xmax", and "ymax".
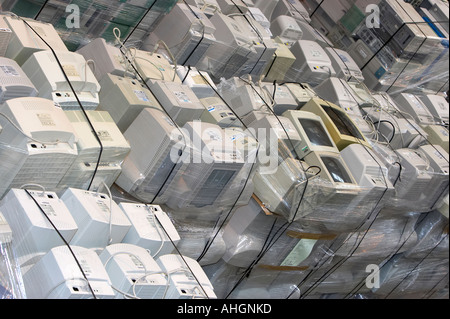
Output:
[
  {"xmin": 321, "ymin": 156, "xmax": 353, "ymax": 184},
  {"xmin": 299, "ymin": 118, "xmax": 334, "ymax": 147},
  {"xmin": 321, "ymin": 104, "xmax": 365, "ymax": 140}
]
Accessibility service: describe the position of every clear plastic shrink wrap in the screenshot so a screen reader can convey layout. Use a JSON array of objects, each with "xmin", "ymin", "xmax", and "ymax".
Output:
[
  {"xmin": 0, "ymin": 211, "xmax": 26, "ymax": 299},
  {"xmin": 1, "ymin": 0, "xmax": 178, "ymax": 50}
]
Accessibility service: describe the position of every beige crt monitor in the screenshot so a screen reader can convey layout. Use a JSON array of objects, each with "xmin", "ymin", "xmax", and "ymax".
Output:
[
  {"xmin": 301, "ymin": 98, "xmax": 371, "ymax": 151},
  {"xmin": 200, "ymin": 96, "xmax": 241, "ymax": 128},
  {"xmin": 76, "ymin": 38, "xmax": 136, "ymax": 81},
  {"xmin": 263, "ymin": 37, "xmax": 296, "ymax": 83},
  {"xmin": 0, "ymin": 97, "xmax": 78, "ymax": 198},
  {"xmin": 2, "ymin": 15, "xmax": 68, "ymax": 66},
  {"xmin": 98, "ymin": 73, "xmax": 163, "ymax": 132},
  {"xmin": 143, "ymin": 3, "xmax": 217, "ymax": 67},
  {"xmin": 115, "ymin": 108, "xmax": 188, "ymax": 204},
  {"xmin": 282, "ymin": 110, "xmax": 340, "ymax": 159},
  {"xmin": 0, "ymin": 56, "xmax": 38, "ymax": 104},
  {"xmin": 21, "ymin": 50, "xmax": 101, "ymax": 110},
  {"xmin": 132, "ymin": 49, "xmax": 180, "ymax": 84},
  {"xmin": 421, "ymin": 124, "xmax": 449, "ymax": 154}
]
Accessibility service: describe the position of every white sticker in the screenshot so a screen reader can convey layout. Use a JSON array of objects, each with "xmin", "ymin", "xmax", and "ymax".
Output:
[
  {"xmin": 438, "ymin": 102, "xmax": 447, "ymax": 111},
  {"xmin": 62, "ymin": 64, "xmax": 79, "ymax": 77},
  {"xmin": 311, "ymin": 50, "xmax": 322, "ymax": 57},
  {"xmin": 40, "ymin": 203, "xmax": 57, "ymax": 217},
  {"xmin": 174, "ymin": 91, "xmax": 192, "ymax": 104},
  {"xmin": 205, "ymin": 129, "xmax": 222, "ymax": 142},
  {"xmin": 97, "ymin": 130, "xmax": 113, "ymax": 142},
  {"xmin": 96, "ymin": 200, "xmax": 110, "ymax": 214},
  {"xmin": 134, "ymin": 90, "xmax": 150, "ymax": 102},
  {"xmin": 0, "ymin": 65, "xmax": 19, "ymax": 76},
  {"xmin": 37, "ymin": 113, "xmax": 55, "ymax": 126}
]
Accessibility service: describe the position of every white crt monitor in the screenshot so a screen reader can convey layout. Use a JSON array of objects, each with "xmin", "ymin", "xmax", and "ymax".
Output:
[
  {"xmin": 270, "ymin": 0, "xmax": 311, "ymax": 23},
  {"xmin": 148, "ymin": 80, "xmax": 205, "ymax": 127},
  {"xmin": 418, "ymin": 94, "xmax": 449, "ymax": 125},
  {"xmin": 165, "ymin": 121, "xmax": 245, "ymax": 210},
  {"xmin": 60, "ymin": 188, "xmax": 131, "ymax": 252},
  {"xmin": 115, "ymin": 108, "xmax": 188, "ymax": 204},
  {"xmin": 325, "ymin": 47, "xmax": 364, "ymax": 83},
  {"xmin": 282, "ymin": 82, "xmax": 316, "ymax": 106},
  {"xmin": 296, "ymin": 20, "xmax": 333, "ymax": 48},
  {"xmin": 156, "ymin": 254, "xmax": 217, "ymax": 299},
  {"xmin": 270, "ymin": 15, "xmax": 303, "ymax": 47},
  {"xmin": 0, "ymin": 16, "xmax": 12, "ymax": 57},
  {"xmin": 23, "ymin": 245, "xmax": 115, "ymax": 299},
  {"xmin": 313, "ymin": 77, "xmax": 363, "ymax": 117},
  {"xmin": 205, "ymin": 12, "xmax": 256, "ymax": 79},
  {"xmin": 393, "ymin": 148, "xmax": 434, "ymax": 202},
  {"xmin": 98, "ymin": 73, "xmax": 163, "ymax": 132},
  {"xmin": 416, "ymin": 145, "xmax": 449, "ymax": 208},
  {"xmin": 249, "ymin": 114, "xmax": 302, "ymax": 157},
  {"xmin": 363, "ymin": 108, "xmax": 428, "ymax": 149},
  {"xmin": 177, "ymin": 65, "xmax": 217, "ymax": 100},
  {"xmin": 0, "ymin": 97, "xmax": 78, "ymax": 198},
  {"xmin": 341, "ymin": 143, "xmax": 394, "ymax": 190},
  {"xmin": 0, "ymin": 189, "xmax": 78, "ymax": 275},
  {"xmin": 393, "ymin": 93, "xmax": 436, "ymax": 125},
  {"xmin": 261, "ymin": 82, "xmax": 299, "ymax": 115},
  {"xmin": 2, "ymin": 15, "xmax": 68, "ymax": 66},
  {"xmin": 200, "ymin": 96, "xmax": 241, "ymax": 128},
  {"xmin": 145, "ymin": 3, "xmax": 217, "ymax": 67},
  {"xmin": 282, "ymin": 110, "xmax": 340, "ymax": 159},
  {"xmin": 221, "ymin": 82, "xmax": 268, "ymax": 119},
  {"xmin": 289, "ymin": 40, "xmax": 336, "ymax": 86},
  {"xmin": 57, "ymin": 110, "xmax": 131, "ymax": 192},
  {"xmin": 76, "ymin": 38, "xmax": 136, "ymax": 81},
  {"xmin": 120, "ymin": 203, "xmax": 180, "ymax": 258},
  {"xmin": 21, "ymin": 50, "xmax": 101, "ymax": 110},
  {"xmin": 132, "ymin": 49, "xmax": 180, "ymax": 84},
  {"xmin": 232, "ymin": 15, "xmax": 278, "ymax": 78},
  {"xmin": 0, "ymin": 57, "xmax": 38, "ymax": 104},
  {"xmin": 183, "ymin": 0, "xmax": 221, "ymax": 17},
  {"xmin": 98, "ymin": 243, "xmax": 168, "ymax": 299}
]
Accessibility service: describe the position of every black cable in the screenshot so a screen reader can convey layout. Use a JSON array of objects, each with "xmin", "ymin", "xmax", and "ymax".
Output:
[
  {"xmin": 196, "ymin": 147, "xmax": 261, "ymax": 262},
  {"xmin": 122, "ymin": 0, "xmax": 158, "ymax": 46},
  {"xmin": 115, "ymin": 38, "xmax": 190, "ymax": 205},
  {"xmin": 181, "ymin": 0, "xmax": 206, "ymax": 66},
  {"xmin": 309, "ymin": 0, "xmax": 325, "ymax": 19},
  {"xmin": 33, "ymin": 0, "xmax": 50, "ymax": 20},
  {"xmin": 384, "ymin": 232, "xmax": 449, "ymax": 299},
  {"xmin": 19, "ymin": 17, "xmax": 104, "ymax": 192},
  {"xmin": 373, "ymin": 120, "xmax": 396, "ymax": 144},
  {"xmin": 24, "ymin": 189, "xmax": 97, "ymax": 299},
  {"xmin": 150, "ymin": 204, "xmax": 211, "ymax": 299}
]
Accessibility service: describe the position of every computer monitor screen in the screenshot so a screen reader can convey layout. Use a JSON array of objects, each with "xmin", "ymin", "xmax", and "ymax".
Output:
[
  {"xmin": 299, "ymin": 118, "xmax": 334, "ymax": 148},
  {"xmin": 321, "ymin": 156, "xmax": 354, "ymax": 184},
  {"xmin": 321, "ymin": 104, "xmax": 365, "ymax": 140}
]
